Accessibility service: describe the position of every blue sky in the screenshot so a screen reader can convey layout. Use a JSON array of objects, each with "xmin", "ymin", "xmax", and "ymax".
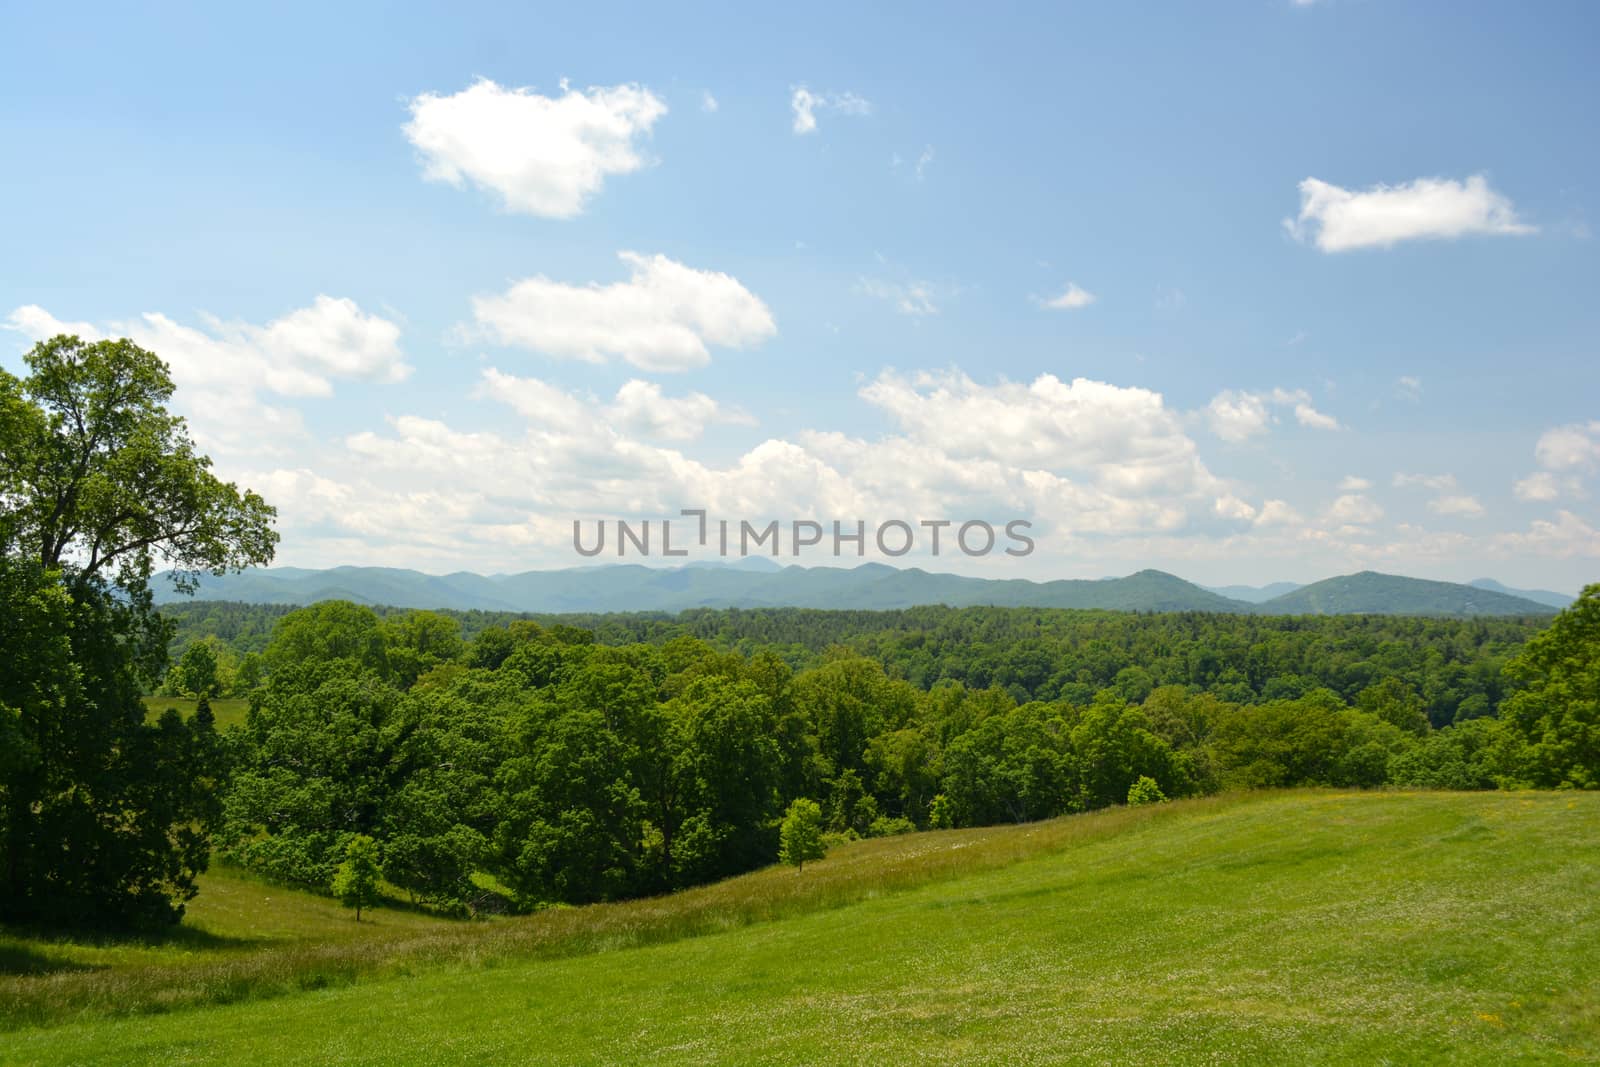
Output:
[{"xmin": 2, "ymin": 1, "xmax": 1597, "ymax": 591}]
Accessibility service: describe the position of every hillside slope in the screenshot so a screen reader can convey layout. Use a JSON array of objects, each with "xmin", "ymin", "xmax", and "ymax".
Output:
[
  {"xmin": 1259, "ymin": 571, "xmax": 1556, "ymax": 617},
  {"xmin": 11, "ymin": 791, "xmax": 1598, "ymax": 1065}
]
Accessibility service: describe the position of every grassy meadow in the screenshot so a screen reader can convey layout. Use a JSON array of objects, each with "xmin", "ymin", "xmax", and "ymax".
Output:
[
  {"xmin": 3, "ymin": 789, "xmax": 1598, "ymax": 1065},
  {"xmin": 141, "ymin": 695, "xmax": 251, "ymax": 730}
]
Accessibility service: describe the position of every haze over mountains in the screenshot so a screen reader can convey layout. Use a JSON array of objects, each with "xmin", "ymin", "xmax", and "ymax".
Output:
[{"xmin": 151, "ymin": 563, "xmax": 1571, "ymax": 618}]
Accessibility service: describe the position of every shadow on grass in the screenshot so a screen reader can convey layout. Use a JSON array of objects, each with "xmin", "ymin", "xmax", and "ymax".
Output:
[
  {"xmin": 0, "ymin": 918, "xmax": 257, "ymax": 954},
  {"xmin": 0, "ymin": 943, "xmax": 99, "ymax": 977}
]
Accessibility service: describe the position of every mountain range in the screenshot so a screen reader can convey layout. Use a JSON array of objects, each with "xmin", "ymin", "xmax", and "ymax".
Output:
[{"xmin": 149, "ymin": 563, "xmax": 1572, "ymax": 618}]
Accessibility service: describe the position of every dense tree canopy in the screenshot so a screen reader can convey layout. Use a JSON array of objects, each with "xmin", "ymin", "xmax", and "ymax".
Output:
[
  {"xmin": 0, "ymin": 335, "xmax": 275, "ymax": 926},
  {"xmin": 205, "ymin": 588, "xmax": 1595, "ymax": 915}
]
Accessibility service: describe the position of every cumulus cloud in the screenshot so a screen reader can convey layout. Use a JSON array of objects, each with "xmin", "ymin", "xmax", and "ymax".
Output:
[
  {"xmin": 403, "ymin": 78, "xmax": 667, "ymax": 218},
  {"xmin": 5, "ymin": 299, "xmax": 409, "ymax": 456},
  {"xmin": 469, "ymin": 251, "xmax": 776, "ymax": 371},
  {"xmin": 1286, "ymin": 174, "xmax": 1535, "ymax": 252},
  {"xmin": 1203, "ymin": 387, "xmax": 1339, "ymax": 440},
  {"xmin": 790, "ymin": 86, "xmax": 871, "ymax": 134},
  {"xmin": 1329, "ymin": 494, "xmax": 1383, "ymax": 525},
  {"xmin": 1493, "ymin": 510, "xmax": 1600, "ymax": 558},
  {"xmin": 1206, "ymin": 391, "xmax": 1271, "ymax": 443},
  {"xmin": 1510, "ymin": 421, "xmax": 1600, "ymax": 503},
  {"xmin": 1513, "ymin": 472, "xmax": 1563, "ymax": 503},
  {"xmin": 1534, "ymin": 421, "xmax": 1600, "ymax": 472},
  {"xmin": 1040, "ymin": 282, "xmax": 1096, "ymax": 311},
  {"xmin": 1429, "ymin": 495, "xmax": 1485, "ymax": 517},
  {"xmin": 478, "ymin": 369, "xmax": 750, "ymax": 443},
  {"xmin": 1271, "ymin": 387, "xmax": 1341, "ymax": 430},
  {"xmin": 1339, "ymin": 475, "xmax": 1372, "ymax": 492},
  {"xmin": 1254, "ymin": 499, "xmax": 1303, "ymax": 527},
  {"xmin": 860, "ymin": 370, "xmax": 1220, "ymax": 499}
]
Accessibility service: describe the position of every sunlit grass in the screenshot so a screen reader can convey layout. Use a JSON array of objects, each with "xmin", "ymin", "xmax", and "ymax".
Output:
[
  {"xmin": 140, "ymin": 695, "xmax": 251, "ymax": 730},
  {"xmin": 5, "ymin": 791, "xmax": 1599, "ymax": 1064}
]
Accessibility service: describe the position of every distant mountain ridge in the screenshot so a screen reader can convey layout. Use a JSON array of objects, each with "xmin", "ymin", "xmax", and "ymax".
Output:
[
  {"xmin": 150, "ymin": 563, "xmax": 1563, "ymax": 618},
  {"xmin": 1203, "ymin": 582, "xmax": 1304, "ymax": 603},
  {"xmin": 1467, "ymin": 578, "xmax": 1576, "ymax": 610}
]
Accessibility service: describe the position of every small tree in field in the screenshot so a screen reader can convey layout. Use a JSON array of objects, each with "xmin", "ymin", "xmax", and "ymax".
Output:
[
  {"xmin": 1127, "ymin": 776, "xmax": 1166, "ymax": 806},
  {"xmin": 332, "ymin": 835, "xmax": 382, "ymax": 921},
  {"xmin": 778, "ymin": 798, "xmax": 826, "ymax": 873}
]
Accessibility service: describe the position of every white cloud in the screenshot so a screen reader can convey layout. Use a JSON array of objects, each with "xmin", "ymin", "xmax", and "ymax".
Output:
[
  {"xmin": 1393, "ymin": 472, "xmax": 1457, "ymax": 491},
  {"xmin": 1214, "ymin": 494, "xmax": 1258, "ymax": 522},
  {"xmin": 1329, "ymin": 494, "xmax": 1383, "ymax": 525},
  {"xmin": 5, "ymin": 298, "xmax": 408, "ymax": 457},
  {"xmin": 1339, "ymin": 476, "xmax": 1372, "ymax": 492},
  {"xmin": 1291, "ymin": 401, "xmax": 1339, "ymax": 430},
  {"xmin": 1202, "ymin": 387, "xmax": 1338, "ymax": 440},
  {"xmin": 1513, "ymin": 471, "xmax": 1563, "ymax": 502},
  {"xmin": 1511, "ymin": 421, "xmax": 1600, "ymax": 503},
  {"xmin": 1206, "ymin": 391, "xmax": 1271, "ymax": 443},
  {"xmin": 1429, "ymin": 495, "xmax": 1485, "ymax": 517},
  {"xmin": 1286, "ymin": 174, "xmax": 1535, "ymax": 252},
  {"xmin": 1534, "ymin": 420, "xmax": 1600, "ymax": 472},
  {"xmin": 1269, "ymin": 388, "xmax": 1340, "ymax": 430},
  {"xmin": 1493, "ymin": 511, "xmax": 1600, "ymax": 558},
  {"xmin": 860, "ymin": 370, "xmax": 1220, "ymax": 500},
  {"xmin": 1254, "ymin": 499, "xmax": 1303, "ymax": 527},
  {"xmin": 4, "ymin": 305, "xmax": 101, "ymax": 341},
  {"xmin": 700, "ymin": 91, "xmax": 719, "ymax": 114},
  {"xmin": 915, "ymin": 146, "xmax": 934, "ymax": 180},
  {"xmin": 790, "ymin": 86, "xmax": 871, "ymax": 135},
  {"xmin": 1396, "ymin": 375, "xmax": 1423, "ymax": 401},
  {"xmin": 255, "ymin": 296, "xmax": 408, "ymax": 385},
  {"xmin": 477, "ymin": 369, "xmax": 749, "ymax": 443},
  {"xmin": 1040, "ymin": 282, "xmax": 1096, "ymax": 311},
  {"xmin": 469, "ymin": 251, "xmax": 776, "ymax": 372},
  {"xmin": 403, "ymin": 78, "xmax": 667, "ymax": 218},
  {"xmin": 607, "ymin": 379, "xmax": 748, "ymax": 441}
]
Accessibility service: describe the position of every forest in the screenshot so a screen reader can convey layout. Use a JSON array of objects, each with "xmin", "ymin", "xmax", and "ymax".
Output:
[{"xmin": 160, "ymin": 589, "xmax": 1596, "ymax": 918}]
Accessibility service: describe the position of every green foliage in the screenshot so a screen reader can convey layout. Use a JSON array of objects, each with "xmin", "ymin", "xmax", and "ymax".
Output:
[
  {"xmin": 168, "ymin": 639, "xmax": 223, "ymax": 698},
  {"xmin": 1500, "ymin": 585, "xmax": 1600, "ymax": 788},
  {"xmin": 330, "ymin": 835, "xmax": 382, "ymax": 921},
  {"xmin": 1127, "ymin": 775, "xmax": 1166, "ymax": 805},
  {"xmin": 0, "ymin": 335, "xmax": 276, "ymax": 593},
  {"xmin": 0, "ymin": 335, "xmax": 271, "ymax": 927},
  {"xmin": 778, "ymin": 798, "xmax": 826, "ymax": 872},
  {"xmin": 199, "ymin": 592, "xmax": 1579, "ymax": 920}
]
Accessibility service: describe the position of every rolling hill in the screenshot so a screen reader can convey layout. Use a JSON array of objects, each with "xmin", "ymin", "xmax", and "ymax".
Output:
[
  {"xmin": 150, "ymin": 563, "xmax": 1559, "ymax": 617},
  {"xmin": 1256, "ymin": 571, "xmax": 1560, "ymax": 617},
  {"xmin": 7, "ymin": 791, "xmax": 1597, "ymax": 1064}
]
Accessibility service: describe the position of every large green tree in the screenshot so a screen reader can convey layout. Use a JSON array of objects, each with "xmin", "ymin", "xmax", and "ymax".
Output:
[
  {"xmin": 0, "ymin": 335, "xmax": 276, "ymax": 925},
  {"xmin": 1502, "ymin": 585, "xmax": 1600, "ymax": 788}
]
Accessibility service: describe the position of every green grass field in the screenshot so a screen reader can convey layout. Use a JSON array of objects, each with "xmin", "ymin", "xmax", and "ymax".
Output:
[
  {"xmin": 141, "ymin": 695, "xmax": 251, "ymax": 730},
  {"xmin": 4, "ymin": 790, "xmax": 1597, "ymax": 1065}
]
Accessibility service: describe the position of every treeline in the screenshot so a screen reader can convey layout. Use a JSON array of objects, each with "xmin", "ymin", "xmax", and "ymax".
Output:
[
  {"xmin": 163, "ymin": 602, "xmax": 1541, "ymax": 727},
  {"xmin": 206, "ymin": 591, "xmax": 1598, "ymax": 915}
]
